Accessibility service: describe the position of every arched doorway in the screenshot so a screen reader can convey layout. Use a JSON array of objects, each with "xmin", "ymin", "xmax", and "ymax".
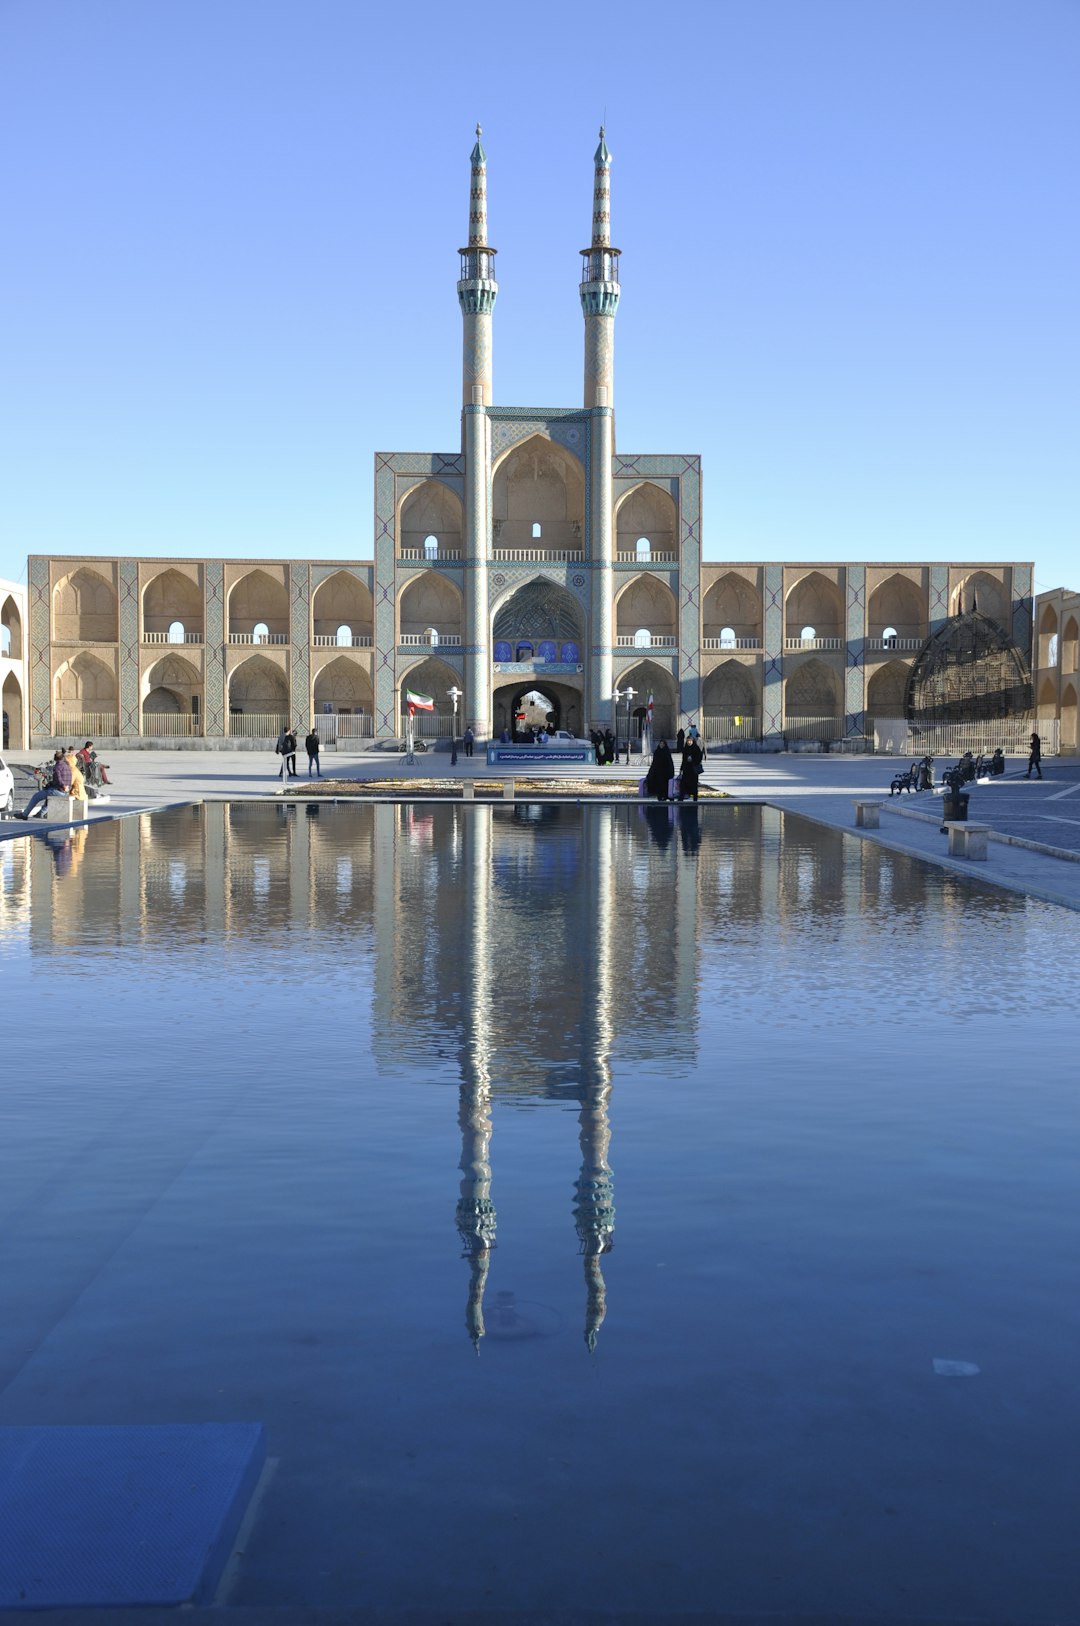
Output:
[
  {"xmin": 2, "ymin": 672, "xmax": 24, "ymax": 750},
  {"xmin": 491, "ymin": 680, "xmax": 583, "ymax": 741},
  {"xmin": 143, "ymin": 653, "xmax": 203, "ymax": 736}
]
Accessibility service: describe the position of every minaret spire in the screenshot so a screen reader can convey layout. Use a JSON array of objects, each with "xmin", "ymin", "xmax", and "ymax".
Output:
[
  {"xmin": 458, "ymin": 127, "xmax": 497, "ymax": 739},
  {"xmin": 579, "ymin": 124, "xmax": 621, "ymax": 409}
]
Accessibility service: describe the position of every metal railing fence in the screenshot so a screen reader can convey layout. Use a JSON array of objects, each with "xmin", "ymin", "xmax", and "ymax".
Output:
[
  {"xmin": 869, "ymin": 717, "xmax": 1061, "ymax": 755},
  {"xmin": 228, "ymin": 712, "xmax": 289, "ymax": 738},
  {"xmin": 52, "ymin": 712, "xmax": 118, "ymax": 737},
  {"xmin": 141, "ymin": 713, "xmax": 202, "ymax": 737}
]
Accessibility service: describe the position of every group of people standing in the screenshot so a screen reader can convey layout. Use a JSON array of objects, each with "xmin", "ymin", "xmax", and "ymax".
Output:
[
  {"xmin": 275, "ymin": 727, "xmax": 323, "ymax": 778},
  {"xmin": 589, "ymin": 728, "xmax": 618, "ymax": 764},
  {"xmin": 644, "ymin": 725, "xmax": 707, "ymax": 803}
]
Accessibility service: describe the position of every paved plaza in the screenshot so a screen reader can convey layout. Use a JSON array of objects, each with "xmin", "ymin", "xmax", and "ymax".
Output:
[{"xmin": 4, "ymin": 747, "xmax": 1080, "ymax": 913}]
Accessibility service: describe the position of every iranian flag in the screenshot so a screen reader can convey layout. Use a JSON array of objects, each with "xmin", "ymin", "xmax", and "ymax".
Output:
[{"xmin": 406, "ymin": 689, "xmax": 434, "ymax": 715}]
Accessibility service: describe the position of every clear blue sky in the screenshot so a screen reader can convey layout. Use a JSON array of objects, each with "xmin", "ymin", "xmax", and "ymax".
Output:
[{"xmin": 1, "ymin": 0, "xmax": 1076, "ymax": 591}]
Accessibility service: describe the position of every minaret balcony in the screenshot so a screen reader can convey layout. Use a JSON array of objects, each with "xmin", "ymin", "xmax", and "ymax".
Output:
[
  {"xmin": 579, "ymin": 281, "xmax": 620, "ymax": 318},
  {"xmin": 493, "ymin": 547, "xmax": 584, "ymax": 564}
]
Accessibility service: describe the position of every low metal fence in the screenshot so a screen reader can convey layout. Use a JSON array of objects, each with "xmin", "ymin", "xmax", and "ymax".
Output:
[
  {"xmin": 869, "ymin": 718, "xmax": 1060, "ymax": 755},
  {"xmin": 52, "ymin": 712, "xmax": 118, "ymax": 737},
  {"xmin": 228, "ymin": 713, "xmax": 289, "ymax": 738},
  {"xmin": 702, "ymin": 715, "xmax": 761, "ymax": 744},
  {"xmin": 141, "ymin": 713, "xmax": 202, "ymax": 737}
]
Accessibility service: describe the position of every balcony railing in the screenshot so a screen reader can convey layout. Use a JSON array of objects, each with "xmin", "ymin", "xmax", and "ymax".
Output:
[
  {"xmin": 399, "ymin": 548, "xmax": 463, "ymax": 561},
  {"xmin": 142, "ymin": 712, "xmax": 203, "ymax": 736},
  {"xmin": 142, "ymin": 631, "xmax": 204, "ymax": 645},
  {"xmin": 228, "ymin": 712, "xmax": 289, "ymax": 738},
  {"xmin": 400, "ymin": 632, "xmax": 462, "ymax": 646},
  {"xmin": 702, "ymin": 636, "xmax": 762, "ymax": 651},
  {"xmin": 229, "ymin": 632, "xmax": 289, "ymax": 645},
  {"xmin": 52, "ymin": 711, "xmax": 118, "ymax": 736},
  {"xmin": 867, "ymin": 636, "xmax": 924, "ymax": 651},
  {"xmin": 615, "ymin": 550, "xmax": 676, "ymax": 564},
  {"xmin": 312, "ymin": 634, "xmax": 373, "ymax": 647},
  {"xmin": 615, "ymin": 633, "xmax": 677, "ymax": 648},
  {"xmin": 784, "ymin": 637, "xmax": 843, "ymax": 651},
  {"xmin": 492, "ymin": 548, "xmax": 584, "ymax": 563}
]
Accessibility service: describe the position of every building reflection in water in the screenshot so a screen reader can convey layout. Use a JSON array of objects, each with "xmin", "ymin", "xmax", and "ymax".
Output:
[{"xmin": 8, "ymin": 796, "xmax": 1026, "ymax": 1353}]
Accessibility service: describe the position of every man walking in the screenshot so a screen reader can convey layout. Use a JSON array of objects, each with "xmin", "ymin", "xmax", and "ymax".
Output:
[
  {"xmin": 1026, "ymin": 730, "xmax": 1043, "ymax": 780},
  {"xmin": 305, "ymin": 727, "xmax": 322, "ymax": 778},
  {"xmin": 463, "ymin": 726, "xmax": 475, "ymax": 758}
]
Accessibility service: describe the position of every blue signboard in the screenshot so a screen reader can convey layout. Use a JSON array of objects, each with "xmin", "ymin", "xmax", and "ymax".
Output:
[
  {"xmin": 486, "ymin": 745, "xmax": 595, "ymax": 766},
  {"xmin": 492, "ymin": 662, "xmax": 584, "ymax": 675}
]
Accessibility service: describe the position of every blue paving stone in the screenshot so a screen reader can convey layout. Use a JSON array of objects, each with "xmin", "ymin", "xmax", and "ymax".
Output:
[{"xmin": 0, "ymin": 1422, "xmax": 265, "ymax": 1609}]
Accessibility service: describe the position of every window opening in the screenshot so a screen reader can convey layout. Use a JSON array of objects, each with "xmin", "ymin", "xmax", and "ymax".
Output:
[
  {"xmin": 168, "ymin": 620, "xmax": 185, "ymax": 644},
  {"xmin": 800, "ymin": 625, "xmax": 816, "ymax": 642},
  {"xmin": 336, "ymin": 624, "xmax": 353, "ymax": 646},
  {"xmin": 253, "ymin": 622, "xmax": 269, "ymax": 644}
]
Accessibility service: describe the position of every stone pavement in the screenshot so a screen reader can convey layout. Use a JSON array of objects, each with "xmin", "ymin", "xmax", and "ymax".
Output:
[{"xmin": 3, "ymin": 747, "xmax": 1080, "ymax": 912}]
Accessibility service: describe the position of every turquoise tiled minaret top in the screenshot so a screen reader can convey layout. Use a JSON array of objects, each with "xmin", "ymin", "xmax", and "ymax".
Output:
[
  {"xmin": 591, "ymin": 126, "xmax": 612, "ymax": 248},
  {"xmin": 468, "ymin": 124, "xmax": 488, "ymax": 248}
]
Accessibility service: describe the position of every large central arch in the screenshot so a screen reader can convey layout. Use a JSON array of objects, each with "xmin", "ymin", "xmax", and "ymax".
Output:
[{"xmin": 491, "ymin": 436, "xmax": 585, "ymax": 555}]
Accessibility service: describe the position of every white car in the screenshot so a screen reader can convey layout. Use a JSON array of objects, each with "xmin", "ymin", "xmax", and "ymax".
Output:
[
  {"xmin": 551, "ymin": 730, "xmax": 593, "ymax": 747},
  {"xmin": 0, "ymin": 753, "xmax": 14, "ymax": 817}
]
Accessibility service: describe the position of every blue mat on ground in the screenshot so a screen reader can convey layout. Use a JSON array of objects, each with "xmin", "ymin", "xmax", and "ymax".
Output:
[{"xmin": 0, "ymin": 1421, "xmax": 266, "ymax": 1610}]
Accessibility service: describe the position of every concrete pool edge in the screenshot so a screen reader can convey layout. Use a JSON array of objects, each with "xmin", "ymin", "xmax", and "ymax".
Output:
[{"xmin": 0, "ymin": 1607, "xmax": 1057, "ymax": 1625}]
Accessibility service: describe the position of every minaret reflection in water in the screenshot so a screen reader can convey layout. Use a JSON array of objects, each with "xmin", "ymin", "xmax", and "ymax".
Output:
[{"xmin": 452, "ymin": 804, "xmax": 618, "ymax": 1353}]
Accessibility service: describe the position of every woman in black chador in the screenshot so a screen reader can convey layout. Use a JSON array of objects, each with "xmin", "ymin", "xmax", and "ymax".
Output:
[
  {"xmin": 680, "ymin": 735, "xmax": 705, "ymax": 802},
  {"xmin": 645, "ymin": 739, "xmax": 675, "ymax": 801}
]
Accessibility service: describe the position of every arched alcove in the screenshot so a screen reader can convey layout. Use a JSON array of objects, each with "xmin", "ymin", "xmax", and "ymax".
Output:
[
  {"xmin": 228, "ymin": 570, "xmax": 289, "ymax": 641},
  {"xmin": 491, "ymin": 578, "xmax": 585, "ymax": 646},
  {"xmin": 866, "ymin": 659, "xmax": 911, "ymax": 720},
  {"xmin": 54, "ymin": 651, "xmax": 118, "ymax": 728},
  {"xmin": 784, "ymin": 658, "xmax": 843, "ymax": 719},
  {"xmin": 1038, "ymin": 602, "xmax": 1059, "ymax": 673},
  {"xmin": 616, "ymin": 658, "xmax": 678, "ymax": 741},
  {"xmin": 702, "ymin": 573, "xmax": 762, "ymax": 645},
  {"xmin": 492, "ymin": 436, "xmax": 585, "ymax": 554},
  {"xmin": 313, "ymin": 656, "xmax": 373, "ymax": 718},
  {"xmin": 614, "ymin": 483, "xmax": 678, "ymax": 561},
  {"xmin": 1063, "ymin": 616, "xmax": 1079, "ymax": 676},
  {"xmin": 143, "ymin": 653, "xmax": 203, "ymax": 735},
  {"xmin": 952, "ymin": 571, "xmax": 1008, "ymax": 627},
  {"xmin": 703, "ymin": 660, "xmax": 758, "ymax": 716},
  {"xmin": 785, "ymin": 572, "xmax": 842, "ymax": 642},
  {"xmin": 53, "ymin": 568, "xmax": 118, "ymax": 642},
  {"xmin": 1, "ymin": 595, "xmax": 23, "ymax": 661},
  {"xmin": 143, "ymin": 569, "xmax": 203, "ymax": 640},
  {"xmin": 398, "ymin": 481, "xmax": 463, "ymax": 558},
  {"xmin": 399, "ymin": 572, "xmax": 463, "ymax": 641},
  {"xmin": 398, "ymin": 656, "xmax": 462, "ymax": 732},
  {"xmin": 868, "ymin": 573, "xmax": 926, "ymax": 643},
  {"xmin": 312, "ymin": 571, "xmax": 373, "ymax": 643},
  {"xmin": 227, "ymin": 654, "xmax": 289, "ymax": 736},
  {"xmin": 614, "ymin": 575, "xmax": 677, "ymax": 642},
  {"xmin": 2, "ymin": 671, "xmax": 24, "ymax": 749}
]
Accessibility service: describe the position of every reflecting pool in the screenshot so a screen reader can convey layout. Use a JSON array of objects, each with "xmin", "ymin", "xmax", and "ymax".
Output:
[{"xmin": 2, "ymin": 803, "xmax": 1079, "ymax": 1620}]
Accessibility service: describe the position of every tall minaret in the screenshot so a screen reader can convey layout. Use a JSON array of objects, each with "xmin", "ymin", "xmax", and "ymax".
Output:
[
  {"xmin": 582, "ymin": 128, "xmax": 621, "ymax": 729},
  {"xmin": 458, "ymin": 126, "xmax": 496, "ymax": 739}
]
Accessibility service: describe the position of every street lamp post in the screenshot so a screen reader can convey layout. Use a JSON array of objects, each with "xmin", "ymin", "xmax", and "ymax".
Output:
[
  {"xmin": 448, "ymin": 686, "xmax": 462, "ymax": 767},
  {"xmin": 612, "ymin": 685, "xmax": 623, "ymax": 766},
  {"xmin": 623, "ymin": 686, "xmax": 636, "ymax": 765}
]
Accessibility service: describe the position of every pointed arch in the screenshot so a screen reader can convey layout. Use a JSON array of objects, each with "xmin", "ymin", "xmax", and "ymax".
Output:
[
  {"xmin": 616, "ymin": 657, "xmax": 678, "ymax": 741},
  {"xmin": 907, "ymin": 610, "xmax": 1031, "ymax": 723},
  {"xmin": 868, "ymin": 573, "xmax": 926, "ymax": 641},
  {"xmin": 614, "ymin": 574, "xmax": 677, "ymax": 641},
  {"xmin": 312, "ymin": 570, "xmax": 373, "ymax": 641},
  {"xmin": 142, "ymin": 568, "xmax": 203, "ymax": 639},
  {"xmin": 702, "ymin": 572, "xmax": 762, "ymax": 644},
  {"xmin": 54, "ymin": 651, "xmax": 118, "ymax": 731},
  {"xmin": 1063, "ymin": 615, "xmax": 1079, "ymax": 675},
  {"xmin": 866, "ymin": 658, "xmax": 911, "ymax": 719},
  {"xmin": 313, "ymin": 655, "xmax": 373, "ymax": 717},
  {"xmin": 142, "ymin": 653, "xmax": 203, "ymax": 734},
  {"xmin": 398, "ymin": 654, "xmax": 462, "ymax": 731},
  {"xmin": 491, "ymin": 434, "xmax": 585, "ymax": 553},
  {"xmin": 614, "ymin": 482, "xmax": 678, "ymax": 561},
  {"xmin": 228, "ymin": 653, "xmax": 288, "ymax": 714},
  {"xmin": 398, "ymin": 481, "xmax": 463, "ymax": 558},
  {"xmin": 703, "ymin": 660, "xmax": 758, "ymax": 714},
  {"xmin": 53, "ymin": 567, "xmax": 118, "ymax": 642},
  {"xmin": 784, "ymin": 658, "xmax": 842, "ymax": 718},
  {"xmin": 1, "ymin": 594, "xmax": 23, "ymax": 661},
  {"xmin": 399, "ymin": 571, "xmax": 463, "ymax": 639},
  {"xmin": 490, "ymin": 577, "xmax": 585, "ymax": 646},
  {"xmin": 228, "ymin": 569, "xmax": 289, "ymax": 639},
  {"xmin": 785, "ymin": 572, "xmax": 842, "ymax": 641},
  {"xmin": 2, "ymin": 671, "xmax": 25, "ymax": 749},
  {"xmin": 952, "ymin": 571, "xmax": 1008, "ymax": 627}
]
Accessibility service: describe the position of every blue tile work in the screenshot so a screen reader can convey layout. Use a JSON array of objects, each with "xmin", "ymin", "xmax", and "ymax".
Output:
[
  {"xmin": 374, "ymin": 454, "xmax": 465, "ymax": 734},
  {"xmin": 118, "ymin": 559, "xmax": 140, "ymax": 735},
  {"xmin": 929, "ymin": 565, "xmax": 949, "ymax": 635},
  {"xmin": 613, "ymin": 456, "xmax": 701, "ymax": 723},
  {"xmin": 844, "ymin": 565, "xmax": 866, "ymax": 735},
  {"xmin": 29, "ymin": 557, "xmax": 51, "ymax": 736},
  {"xmin": 489, "ymin": 409, "xmax": 589, "ymax": 467},
  {"xmin": 204, "ymin": 561, "xmax": 226, "ymax": 739},
  {"xmin": 1012, "ymin": 565, "xmax": 1033, "ymax": 663},
  {"xmin": 762, "ymin": 563, "xmax": 784, "ymax": 737},
  {"xmin": 289, "ymin": 565, "xmax": 310, "ymax": 723},
  {"xmin": 0, "ymin": 1422, "xmax": 265, "ymax": 1609}
]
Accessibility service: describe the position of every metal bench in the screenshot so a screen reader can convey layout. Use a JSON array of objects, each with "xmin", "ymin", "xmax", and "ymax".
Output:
[
  {"xmin": 943, "ymin": 820, "xmax": 990, "ymax": 860},
  {"xmin": 853, "ymin": 800, "xmax": 882, "ymax": 828}
]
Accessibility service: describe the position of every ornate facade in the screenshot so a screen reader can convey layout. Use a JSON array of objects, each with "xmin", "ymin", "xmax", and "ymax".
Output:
[{"xmin": 25, "ymin": 132, "xmax": 1037, "ymax": 750}]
